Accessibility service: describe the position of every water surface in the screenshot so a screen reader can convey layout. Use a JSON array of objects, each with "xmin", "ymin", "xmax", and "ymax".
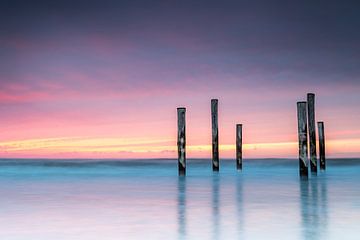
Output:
[{"xmin": 0, "ymin": 158, "xmax": 359, "ymax": 240}]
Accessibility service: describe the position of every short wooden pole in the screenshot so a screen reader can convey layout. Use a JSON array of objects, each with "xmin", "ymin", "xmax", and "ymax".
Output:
[
  {"xmin": 318, "ymin": 121, "xmax": 326, "ymax": 170},
  {"xmin": 307, "ymin": 93, "xmax": 317, "ymax": 173},
  {"xmin": 236, "ymin": 124, "xmax": 243, "ymax": 170},
  {"xmin": 297, "ymin": 102, "xmax": 308, "ymax": 178},
  {"xmin": 177, "ymin": 107, "xmax": 186, "ymax": 176},
  {"xmin": 211, "ymin": 99, "xmax": 219, "ymax": 171}
]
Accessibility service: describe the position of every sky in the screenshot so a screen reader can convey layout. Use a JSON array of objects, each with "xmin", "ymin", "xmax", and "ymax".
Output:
[{"xmin": 0, "ymin": 0, "xmax": 360, "ymax": 158}]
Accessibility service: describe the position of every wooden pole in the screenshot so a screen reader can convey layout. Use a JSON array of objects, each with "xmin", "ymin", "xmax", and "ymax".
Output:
[
  {"xmin": 307, "ymin": 93, "xmax": 317, "ymax": 173},
  {"xmin": 236, "ymin": 124, "xmax": 243, "ymax": 170},
  {"xmin": 318, "ymin": 121, "xmax": 326, "ymax": 170},
  {"xmin": 177, "ymin": 107, "xmax": 186, "ymax": 176},
  {"xmin": 211, "ymin": 99, "xmax": 219, "ymax": 171},
  {"xmin": 297, "ymin": 102, "xmax": 308, "ymax": 178}
]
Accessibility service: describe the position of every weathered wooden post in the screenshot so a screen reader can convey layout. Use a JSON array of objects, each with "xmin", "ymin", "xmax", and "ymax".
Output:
[
  {"xmin": 297, "ymin": 102, "xmax": 308, "ymax": 178},
  {"xmin": 236, "ymin": 124, "xmax": 243, "ymax": 170},
  {"xmin": 211, "ymin": 99, "xmax": 219, "ymax": 171},
  {"xmin": 307, "ymin": 93, "xmax": 317, "ymax": 173},
  {"xmin": 177, "ymin": 107, "xmax": 186, "ymax": 176},
  {"xmin": 318, "ymin": 121, "xmax": 326, "ymax": 170}
]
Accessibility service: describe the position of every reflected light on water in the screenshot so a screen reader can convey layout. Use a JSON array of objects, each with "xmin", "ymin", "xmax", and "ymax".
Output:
[{"xmin": 0, "ymin": 159, "xmax": 359, "ymax": 240}]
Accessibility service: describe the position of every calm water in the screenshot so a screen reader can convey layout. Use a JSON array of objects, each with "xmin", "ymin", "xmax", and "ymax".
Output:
[{"xmin": 0, "ymin": 158, "xmax": 359, "ymax": 240}]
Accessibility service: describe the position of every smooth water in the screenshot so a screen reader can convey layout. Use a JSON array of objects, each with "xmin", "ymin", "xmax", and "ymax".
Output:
[{"xmin": 0, "ymin": 159, "xmax": 359, "ymax": 240}]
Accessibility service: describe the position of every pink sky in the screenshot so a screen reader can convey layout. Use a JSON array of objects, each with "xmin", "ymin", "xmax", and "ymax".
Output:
[
  {"xmin": 0, "ymin": 81, "xmax": 359, "ymax": 158},
  {"xmin": 1, "ymin": 1, "xmax": 360, "ymax": 159}
]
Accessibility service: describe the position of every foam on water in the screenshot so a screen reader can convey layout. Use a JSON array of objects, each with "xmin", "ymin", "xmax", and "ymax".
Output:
[{"xmin": 0, "ymin": 159, "xmax": 359, "ymax": 240}]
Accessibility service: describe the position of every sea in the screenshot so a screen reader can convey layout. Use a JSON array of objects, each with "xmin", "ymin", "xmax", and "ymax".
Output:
[{"xmin": 0, "ymin": 158, "xmax": 359, "ymax": 240}]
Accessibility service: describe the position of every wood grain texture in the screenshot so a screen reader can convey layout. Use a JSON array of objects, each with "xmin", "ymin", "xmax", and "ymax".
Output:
[
  {"xmin": 297, "ymin": 102, "xmax": 308, "ymax": 178},
  {"xmin": 211, "ymin": 99, "xmax": 219, "ymax": 171},
  {"xmin": 236, "ymin": 124, "xmax": 243, "ymax": 170},
  {"xmin": 177, "ymin": 107, "xmax": 186, "ymax": 176},
  {"xmin": 307, "ymin": 93, "xmax": 317, "ymax": 173},
  {"xmin": 318, "ymin": 121, "xmax": 326, "ymax": 170}
]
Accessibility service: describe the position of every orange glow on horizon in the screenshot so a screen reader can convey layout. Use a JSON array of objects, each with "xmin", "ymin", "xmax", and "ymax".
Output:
[{"xmin": 1, "ymin": 137, "xmax": 359, "ymax": 159}]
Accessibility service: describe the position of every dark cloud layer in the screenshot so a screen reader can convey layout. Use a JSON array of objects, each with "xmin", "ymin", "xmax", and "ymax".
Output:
[
  {"xmin": 2, "ymin": 0, "xmax": 359, "ymax": 43},
  {"xmin": 1, "ymin": 0, "xmax": 360, "ymax": 96}
]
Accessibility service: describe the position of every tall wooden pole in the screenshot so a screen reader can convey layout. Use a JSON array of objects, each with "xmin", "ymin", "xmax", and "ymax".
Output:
[
  {"xmin": 211, "ymin": 99, "xmax": 219, "ymax": 171},
  {"xmin": 307, "ymin": 93, "xmax": 317, "ymax": 173},
  {"xmin": 297, "ymin": 102, "xmax": 308, "ymax": 178},
  {"xmin": 236, "ymin": 124, "xmax": 243, "ymax": 170},
  {"xmin": 177, "ymin": 107, "xmax": 186, "ymax": 176},
  {"xmin": 318, "ymin": 121, "xmax": 326, "ymax": 170}
]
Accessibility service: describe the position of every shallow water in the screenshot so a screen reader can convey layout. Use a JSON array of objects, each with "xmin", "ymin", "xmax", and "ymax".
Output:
[{"xmin": 0, "ymin": 158, "xmax": 359, "ymax": 240}]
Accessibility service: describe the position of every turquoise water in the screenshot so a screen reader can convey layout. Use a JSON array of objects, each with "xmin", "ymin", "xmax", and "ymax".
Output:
[{"xmin": 0, "ymin": 159, "xmax": 359, "ymax": 240}]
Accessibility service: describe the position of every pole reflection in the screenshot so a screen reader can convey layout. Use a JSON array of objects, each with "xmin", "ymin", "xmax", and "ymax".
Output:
[
  {"xmin": 236, "ymin": 175, "xmax": 244, "ymax": 238},
  {"xmin": 300, "ymin": 176, "xmax": 328, "ymax": 240},
  {"xmin": 177, "ymin": 177, "xmax": 186, "ymax": 239},
  {"xmin": 212, "ymin": 174, "xmax": 220, "ymax": 239}
]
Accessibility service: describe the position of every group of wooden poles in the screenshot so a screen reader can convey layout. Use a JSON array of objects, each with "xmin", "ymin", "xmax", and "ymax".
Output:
[
  {"xmin": 297, "ymin": 93, "xmax": 326, "ymax": 178},
  {"xmin": 177, "ymin": 98, "xmax": 242, "ymax": 176},
  {"xmin": 177, "ymin": 93, "xmax": 326, "ymax": 177}
]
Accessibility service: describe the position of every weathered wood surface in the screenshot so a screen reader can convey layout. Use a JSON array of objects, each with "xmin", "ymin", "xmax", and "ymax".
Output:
[
  {"xmin": 307, "ymin": 93, "xmax": 317, "ymax": 173},
  {"xmin": 211, "ymin": 99, "xmax": 219, "ymax": 171},
  {"xmin": 318, "ymin": 121, "xmax": 326, "ymax": 170},
  {"xmin": 177, "ymin": 107, "xmax": 186, "ymax": 176},
  {"xmin": 297, "ymin": 102, "xmax": 308, "ymax": 178},
  {"xmin": 236, "ymin": 124, "xmax": 243, "ymax": 170}
]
